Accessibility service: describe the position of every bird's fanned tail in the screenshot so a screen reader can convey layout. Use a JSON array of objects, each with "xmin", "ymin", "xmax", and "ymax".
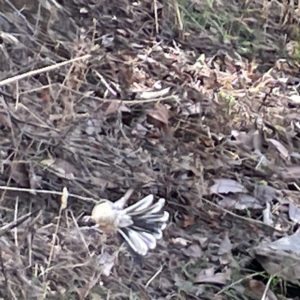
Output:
[{"xmin": 117, "ymin": 195, "xmax": 169, "ymax": 256}]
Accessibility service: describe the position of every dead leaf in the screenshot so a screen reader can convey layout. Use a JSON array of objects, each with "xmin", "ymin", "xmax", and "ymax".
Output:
[
  {"xmin": 210, "ymin": 179, "xmax": 246, "ymax": 194},
  {"xmin": 218, "ymin": 232, "xmax": 232, "ymax": 256},
  {"xmin": 248, "ymin": 280, "xmax": 278, "ymax": 300},
  {"xmin": 280, "ymin": 165, "xmax": 300, "ymax": 179},
  {"xmin": 105, "ymin": 100, "xmax": 130, "ymax": 116},
  {"xmin": 146, "ymin": 103, "xmax": 169, "ymax": 126},
  {"xmin": 40, "ymin": 158, "xmax": 78, "ymax": 180},
  {"xmin": 171, "ymin": 237, "xmax": 191, "ymax": 246},
  {"xmin": 230, "ymin": 129, "xmax": 255, "ymax": 151},
  {"xmin": 139, "ymin": 87, "xmax": 170, "ymax": 99},
  {"xmin": 290, "ymin": 94, "xmax": 300, "ymax": 103},
  {"xmin": 263, "ymin": 202, "xmax": 273, "ymax": 226},
  {"xmin": 267, "ymin": 138, "xmax": 290, "ymax": 160},
  {"xmin": 0, "ymin": 112, "xmax": 12, "ymax": 128},
  {"xmin": 181, "ymin": 102, "xmax": 202, "ymax": 116},
  {"xmin": 29, "ymin": 173, "xmax": 42, "ymax": 194},
  {"xmin": 98, "ymin": 252, "xmax": 116, "ymax": 276},
  {"xmin": 218, "ymin": 195, "xmax": 263, "ymax": 210},
  {"xmin": 10, "ymin": 162, "xmax": 30, "ymax": 187},
  {"xmin": 61, "ymin": 187, "xmax": 68, "ymax": 210},
  {"xmin": 254, "ymin": 184, "xmax": 276, "ymax": 204},
  {"xmin": 182, "ymin": 215, "xmax": 195, "ymax": 227},
  {"xmin": 41, "ymin": 87, "xmax": 52, "ymax": 114},
  {"xmin": 90, "ymin": 293, "xmax": 104, "ymax": 300},
  {"xmin": 194, "ymin": 267, "xmax": 230, "ymax": 284},
  {"xmin": 131, "ymin": 123, "xmax": 148, "ymax": 137},
  {"xmin": 174, "ymin": 274, "xmax": 204, "ymax": 295},
  {"xmin": 181, "ymin": 243, "xmax": 202, "ymax": 258},
  {"xmin": 288, "ymin": 201, "xmax": 300, "ymax": 224},
  {"xmin": 89, "ymin": 176, "xmax": 118, "ymax": 189},
  {"xmin": 252, "ymin": 130, "xmax": 263, "ymax": 153}
]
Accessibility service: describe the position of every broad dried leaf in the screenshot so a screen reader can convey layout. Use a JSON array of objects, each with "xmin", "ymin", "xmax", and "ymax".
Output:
[
  {"xmin": 248, "ymin": 280, "xmax": 278, "ymax": 300},
  {"xmin": 10, "ymin": 162, "xmax": 30, "ymax": 187},
  {"xmin": 252, "ymin": 233, "xmax": 300, "ymax": 284},
  {"xmin": 90, "ymin": 293, "xmax": 104, "ymax": 300},
  {"xmin": 171, "ymin": 237, "xmax": 191, "ymax": 246},
  {"xmin": 288, "ymin": 201, "xmax": 300, "ymax": 224},
  {"xmin": 181, "ymin": 102, "xmax": 202, "ymax": 116},
  {"xmin": 218, "ymin": 232, "xmax": 232, "ymax": 255},
  {"xmin": 218, "ymin": 195, "xmax": 263, "ymax": 210},
  {"xmin": 139, "ymin": 87, "xmax": 170, "ymax": 99},
  {"xmin": 0, "ymin": 112, "xmax": 12, "ymax": 128},
  {"xmin": 280, "ymin": 165, "xmax": 300, "ymax": 179},
  {"xmin": 252, "ymin": 130, "xmax": 263, "ymax": 152},
  {"xmin": 181, "ymin": 243, "xmax": 202, "ymax": 258},
  {"xmin": 40, "ymin": 158, "xmax": 78, "ymax": 180},
  {"xmin": 230, "ymin": 130, "xmax": 254, "ymax": 150},
  {"xmin": 98, "ymin": 252, "xmax": 116, "ymax": 276},
  {"xmin": 174, "ymin": 274, "xmax": 204, "ymax": 295},
  {"xmin": 29, "ymin": 173, "xmax": 42, "ymax": 194},
  {"xmin": 146, "ymin": 103, "xmax": 169, "ymax": 125},
  {"xmin": 182, "ymin": 215, "xmax": 195, "ymax": 227},
  {"xmin": 89, "ymin": 176, "xmax": 118, "ymax": 189},
  {"xmin": 194, "ymin": 267, "xmax": 230, "ymax": 284},
  {"xmin": 263, "ymin": 202, "xmax": 273, "ymax": 226},
  {"xmin": 267, "ymin": 138, "xmax": 290, "ymax": 160},
  {"xmin": 210, "ymin": 179, "xmax": 246, "ymax": 194},
  {"xmin": 254, "ymin": 184, "xmax": 276, "ymax": 204},
  {"xmin": 131, "ymin": 123, "xmax": 148, "ymax": 137},
  {"xmin": 105, "ymin": 100, "xmax": 130, "ymax": 116},
  {"xmin": 290, "ymin": 94, "xmax": 300, "ymax": 103}
]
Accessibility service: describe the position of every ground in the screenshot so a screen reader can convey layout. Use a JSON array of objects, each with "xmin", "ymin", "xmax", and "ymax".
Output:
[{"xmin": 0, "ymin": 0, "xmax": 300, "ymax": 299}]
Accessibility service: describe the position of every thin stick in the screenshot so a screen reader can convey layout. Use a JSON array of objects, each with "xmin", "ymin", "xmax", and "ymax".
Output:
[
  {"xmin": 0, "ymin": 185, "xmax": 97, "ymax": 203},
  {"xmin": 0, "ymin": 54, "xmax": 92, "ymax": 87}
]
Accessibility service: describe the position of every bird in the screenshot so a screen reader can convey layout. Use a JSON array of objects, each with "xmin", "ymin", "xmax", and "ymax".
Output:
[{"xmin": 85, "ymin": 189, "xmax": 169, "ymax": 256}]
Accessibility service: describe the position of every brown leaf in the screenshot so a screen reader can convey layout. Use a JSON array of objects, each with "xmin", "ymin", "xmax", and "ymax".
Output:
[
  {"xmin": 10, "ymin": 162, "xmax": 30, "ymax": 187},
  {"xmin": 218, "ymin": 231, "xmax": 232, "ymax": 256},
  {"xmin": 89, "ymin": 176, "xmax": 118, "ymax": 190},
  {"xmin": 146, "ymin": 103, "xmax": 169, "ymax": 125},
  {"xmin": 0, "ymin": 112, "xmax": 12, "ymax": 128},
  {"xmin": 98, "ymin": 251, "xmax": 116, "ymax": 276},
  {"xmin": 40, "ymin": 158, "xmax": 78, "ymax": 180},
  {"xmin": 105, "ymin": 100, "xmax": 131, "ymax": 116},
  {"xmin": 280, "ymin": 165, "xmax": 300, "ymax": 179},
  {"xmin": 252, "ymin": 130, "xmax": 263, "ymax": 153},
  {"xmin": 182, "ymin": 215, "xmax": 195, "ymax": 227},
  {"xmin": 248, "ymin": 280, "xmax": 278, "ymax": 300},
  {"xmin": 210, "ymin": 178, "xmax": 246, "ymax": 194},
  {"xmin": 181, "ymin": 243, "xmax": 203, "ymax": 258},
  {"xmin": 254, "ymin": 184, "xmax": 276, "ymax": 204},
  {"xmin": 194, "ymin": 267, "xmax": 231, "ymax": 284},
  {"xmin": 139, "ymin": 87, "xmax": 171, "ymax": 99},
  {"xmin": 29, "ymin": 173, "xmax": 42, "ymax": 194},
  {"xmin": 217, "ymin": 194, "xmax": 263, "ymax": 210},
  {"xmin": 171, "ymin": 237, "xmax": 190, "ymax": 246},
  {"xmin": 267, "ymin": 138, "xmax": 290, "ymax": 160},
  {"xmin": 131, "ymin": 123, "xmax": 148, "ymax": 137}
]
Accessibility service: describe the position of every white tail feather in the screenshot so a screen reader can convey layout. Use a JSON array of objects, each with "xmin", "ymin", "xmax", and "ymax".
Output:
[{"xmin": 123, "ymin": 194, "xmax": 154, "ymax": 214}]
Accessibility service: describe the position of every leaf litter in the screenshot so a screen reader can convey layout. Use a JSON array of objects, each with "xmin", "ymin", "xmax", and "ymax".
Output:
[{"xmin": 0, "ymin": 0, "xmax": 300, "ymax": 299}]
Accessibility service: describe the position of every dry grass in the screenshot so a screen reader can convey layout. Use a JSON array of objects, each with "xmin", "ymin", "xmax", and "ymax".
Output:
[{"xmin": 0, "ymin": 0, "xmax": 299, "ymax": 299}]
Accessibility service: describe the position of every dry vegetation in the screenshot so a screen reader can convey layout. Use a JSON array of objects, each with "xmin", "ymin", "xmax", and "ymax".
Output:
[{"xmin": 1, "ymin": 0, "xmax": 300, "ymax": 299}]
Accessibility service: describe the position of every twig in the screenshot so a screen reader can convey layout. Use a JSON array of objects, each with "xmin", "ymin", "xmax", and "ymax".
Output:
[
  {"xmin": 0, "ymin": 185, "xmax": 97, "ymax": 203},
  {"xmin": 0, "ymin": 54, "xmax": 92, "ymax": 87},
  {"xmin": 0, "ymin": 209, "xmax": 41, "ymax": 237}
]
